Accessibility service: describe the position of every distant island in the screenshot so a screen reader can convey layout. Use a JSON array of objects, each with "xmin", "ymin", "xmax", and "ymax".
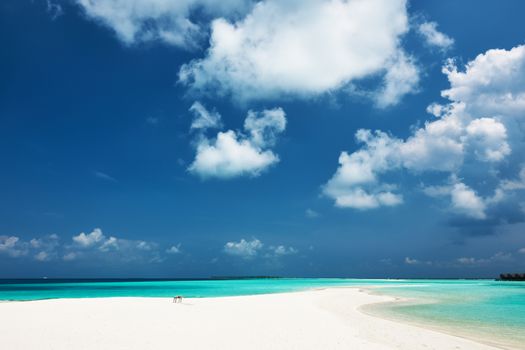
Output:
[{"xmin": 499, "ymin": 273, "xmax": 525, "ymax": 281}]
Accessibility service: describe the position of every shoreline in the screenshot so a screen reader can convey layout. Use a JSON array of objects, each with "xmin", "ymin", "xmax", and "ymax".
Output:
[
  {"xmin": 0, "ymin": 287, "xmax": 507, "ymax": 350},
  {"xmin": 358, "ymin": 287, "xmax": 520, "ymax": 350}
]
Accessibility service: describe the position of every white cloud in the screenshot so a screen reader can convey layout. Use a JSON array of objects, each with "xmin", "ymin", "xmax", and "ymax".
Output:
[
  {"xmin": 500, "ymin": 165, "xmax": 525, "ymax": 191},
  {"xmin": 327, "ymin": 187, "xmax": 403, "ymax": 210},
  {"xmin": 270, "ymin": 245, "xmax": 298, "ymax": 256},
  {"xmin": 442, "ymin": 46, "xmax": 525, "ymax": 117},
  {"xmin": 189, "ymin": 106, "xmax": 286, "ymax": 179},
  {"xmin": 71, "ymin": 228, "xmax": 124, "ymax": 253},
  {"xmin": 63, "ymin": 252, "xmax": 77, "ymax": 261},
  {"xmin": 69, "ymin": 228, "xmax": 169, "ymax": 263},
  {"xmin": 404, "ymin": 252, "xmax": 515, "ymax": 267},
  {"xmin": 1, "ymin": 234, "xmax": 60, "ymax": 260},
  {"xmin": 405, "ymin": 256, "xmax": 432, "ymax": 265},
  {"xmin": 30, "ymin": 234, "xmax": 60, "ymax": 261},
  {"xmin": 305, "ymin": 209, "xmax": 319, "ymax": 218},
  {"xmin": 75, "ymin": 0, "xmax": 253, "ymax": 48},
  {"xmin": 374, "ymin": 52, "xmax": 420, "ymax": 108},
  {"xmin": 136, "ymin": 241, "xmax": 153, "ymax": 251},
  {"xmin": 190, "ymin": 131, "xmax": 279, "ymax": 178},
  {"xmin": 0, "ymin": 236, "xmax": 19, "ymax": 250},
  {"xmin": 1, "ymin": 229, "xmax": 175, "ymax": 263},
  {"xmin": 398, "ymin": 112, "xmax": 465, "ymax": 172},
  {"xmin": 457, "ymin": 252, "xmax": 513, "ymax": 266},
  {"xmin": 465, "ymin": 118, "xmax": 510, "ymax": 162},
  {"xmin": 34, "ymin": 251, "xmax": 50, "ymax": 262},
  {"xmin": 73, "ymin": 228, "xmax": 105, "ymax": 247},
  {"xmin": 189, "ymin": 101, "xmax": 222, "ymax": 130},
  {"xmin": 244, "ymin": 109, "xmax": 286, "ymax": 148},
  {"xmin": 322, "ymin": 131, "xmax": 403, "ymax": 209},
  {"xmin": 457, "ymin": 257, "xmax": 476, "ymax": 265},
  {"xmin": 224, "ymin": 238, "xmax": 299, "ymax": 260},
  {"xmin": 99, "ymin": 236, "xmax": 119, "ymax": 252},
  {"xmin": 404, "ymin": 257, "xmax": 419, "ymax": 265},
  {"xmin": 417, "ymin": 21, "xmax": 454, "ymax": 50},
  {"xmin": 519, "ymin": 248, "xmax": 525, "ymax": 254},
  {"xmin": 30, "ymin": 238, "xmax": 42, "ymax": 249},
  {"xmin": 166, "ymin": 244, "xmax": 182, "ymax": 254},
  {"xmin": 0, "ymin": 236, "xmax": 27, "ymax": 257},
  {"xmin": 324, "ymin": 44, "xmax": 525, "ymax": 218},
  {"xmin": 426, "ymin": 102, "xmax": 451, "ymax": 117},
  {"xmin": 423, "ymin": 177, "xmax": 496, "ymax": 219},
  {"xmin": 224, "ymin": 238, "xmax": 263, "ymax": 258},
  {"xmin": 422, "ymin": 184, "xmax": 451, "ymax": 198},
  {"xmin": 180, "ymin": 0, "xmax": 417, "ymax": 104},
  {"xmin": 323, "ymin": 112, "xmax": 508, "ymax": 213},
  {"xmin": 450, "ymin": 182, "xmax": 487, "ymax": 219}
]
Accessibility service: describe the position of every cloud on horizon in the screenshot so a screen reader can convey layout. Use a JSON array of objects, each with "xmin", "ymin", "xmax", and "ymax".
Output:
[
  {"xmin": 69, "ymin": 228, "xmax": 166, "ymax": 262},
  {"xmin": 0, "ymin": 229, "xmax": 183, "ymax": 265},
  {"xmin": 223, "ymin": 238, "xmax": 298, "ymax": 259},
  {"xmin": 1, "ymin": 234, "xmax": 60, "ymax": 261}
]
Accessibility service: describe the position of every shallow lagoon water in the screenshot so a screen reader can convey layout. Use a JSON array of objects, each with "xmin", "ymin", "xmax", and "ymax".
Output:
[{"xmin": 366, "ymin": 280, "xmax": 525, "ymax": 349}]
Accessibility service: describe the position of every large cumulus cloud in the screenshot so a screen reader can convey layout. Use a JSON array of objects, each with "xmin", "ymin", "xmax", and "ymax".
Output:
[{"xmin": 323, "ymin": 45, "xmax": 525, "ymax": 221}]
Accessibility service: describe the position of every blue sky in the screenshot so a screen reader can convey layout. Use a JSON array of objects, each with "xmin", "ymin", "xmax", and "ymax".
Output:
[{"xmin": 1, "ymin": 0, "xmax": 525, "ymax": 278}]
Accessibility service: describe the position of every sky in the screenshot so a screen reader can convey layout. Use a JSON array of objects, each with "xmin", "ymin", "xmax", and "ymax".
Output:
[{"xmin": 1, "ymin": 0, "xmax": 525, "ymax": 278}]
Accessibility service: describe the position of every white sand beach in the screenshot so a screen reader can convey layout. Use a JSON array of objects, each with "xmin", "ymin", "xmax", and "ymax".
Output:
[{"xmin": 0, "ymin": 288, "xmax": 504, "ymax": 350}]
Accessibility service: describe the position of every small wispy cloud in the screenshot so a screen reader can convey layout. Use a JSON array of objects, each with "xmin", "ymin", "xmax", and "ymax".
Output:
[
  {"xmin": 417, "ymin": 21, "xmax": 454, "ymax": 51},
  {"xmin": 404, "ymin": 257, "xmax": 432, "ymax": 265},
  {"xmin": 269, "ymin": 245, "xmax": 298, "ymax": 257},
  {"xmin": 34, "ymin": 251, "xmax": 50, "ymax": 261},
  {"xmin": 166, "ymin": 244, "xmax": 182, "ymax": 254},
  {"xmin": 189, "ymin": 101, "xmax": 222, "ymax": 131},
  {"xmin": 45, "ymin": 0, "xmax": 64, "ymax": 21},
  {"xmin": 63, "ymin": 252, "xmax": 77, "ymax": 261},
  {"xmin": 457, "ymin": 252, "xmax": 513, "ymax": 266},
  {"xmin": 305, "ymin": 209, "xmax": 319, "ymax": 219},
  {"xmin": 93, "ymin": 171, "xmax": 118, "ymax": 183}
]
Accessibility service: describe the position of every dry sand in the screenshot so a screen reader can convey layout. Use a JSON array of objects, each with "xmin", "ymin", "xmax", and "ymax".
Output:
[{"xmin": 0, "ymin": 288, "xmax": 503, "ymax": 350}]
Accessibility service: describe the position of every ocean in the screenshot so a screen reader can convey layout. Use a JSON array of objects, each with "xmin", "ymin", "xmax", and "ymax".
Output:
[{"xmin": 1, "ymin": 278, "xmax": 524, "ymax": 348}]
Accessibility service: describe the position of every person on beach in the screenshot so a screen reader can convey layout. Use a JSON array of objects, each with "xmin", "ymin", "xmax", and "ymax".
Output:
[{"xmin": 173, "ymin": 296, "xmax": 183, "ymax": 303}]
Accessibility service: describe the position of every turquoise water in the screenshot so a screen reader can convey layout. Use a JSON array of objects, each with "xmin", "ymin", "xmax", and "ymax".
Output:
[
  {"xmin": 0, "ymin": 278, "xmax": 383, "ymax": 300},
  {"xmin": 1, "ymin": 278, "xmax": 524, "ymax": 348},
  {"xmin": 366, "ymin": 280, "xmax": 525, "ymax": 348}
]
